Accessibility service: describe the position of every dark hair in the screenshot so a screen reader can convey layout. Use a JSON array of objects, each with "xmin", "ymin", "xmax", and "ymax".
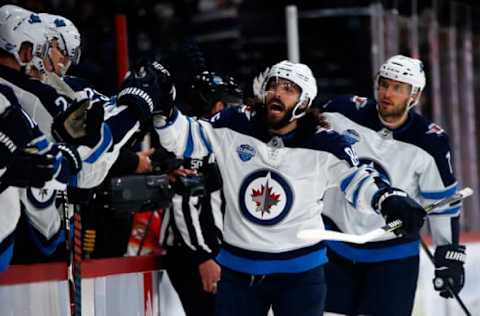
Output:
[{"xmin": 303, "ymin": 107, "xmax": 330, "ymax": 129}]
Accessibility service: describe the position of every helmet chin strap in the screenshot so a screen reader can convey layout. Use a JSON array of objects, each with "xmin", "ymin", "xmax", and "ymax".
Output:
[{"xmin": 289, "ymin": 99, "xmax": 309, "ymax": 121}]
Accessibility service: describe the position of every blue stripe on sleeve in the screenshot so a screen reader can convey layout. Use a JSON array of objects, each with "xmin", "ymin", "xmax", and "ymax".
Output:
[
  {"xmin": 429, "ymin": 205, "xmax": 461, "ymax": 216},
  {"xmin": 420, "ymin": 183, "xmax": 457, "ymax": 200},
  {"xmin": 340, "ymin": 170, "xmax": 359, "ymax": 192},
  {"xmin": 183, "ymin": 117, "xmax": 194, "ymax": 158},
  {"xmin": 351, "ymin": 176, "xmax": 370, "ymax": 208},
  {"xmin": 85, "ymin": 123, "xmax": 113, "ymax": 163}
]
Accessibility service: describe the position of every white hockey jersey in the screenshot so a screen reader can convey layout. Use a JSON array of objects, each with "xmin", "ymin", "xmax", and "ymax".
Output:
[
  {"xmin": 321, "ymin": 96, "xmax": 460, "ymax": 262},
  {"xmin": 155, "ymin": 106, "xmax": 391, "ymax": 275}
]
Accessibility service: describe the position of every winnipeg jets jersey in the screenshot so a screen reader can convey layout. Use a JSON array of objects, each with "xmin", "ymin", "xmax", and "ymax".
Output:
[
  {"xmin": 155, "ymin": 106, "xmax": 389, "ymax": 275},
  {"xmin": 62, "ymin": 75, "xmax": 141, "ymax": 188},
  {"xmin": 0, "ymin": 66, "xmax": 140, "ymax": 188},
  {"xmin": 321, "ymin": 96, "xmax": 460, "ymax": 262},
  {"xmin": 0, "ymin": 84, "xmax": 71, "ymax": 267}
]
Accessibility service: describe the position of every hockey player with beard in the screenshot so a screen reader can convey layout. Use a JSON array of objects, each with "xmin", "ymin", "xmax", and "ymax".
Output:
[
  {"xmin": 319, "ymin": 55, "xmax": 466, "ymax": 316},
  {"xmin": 142, "ymin": 59, "xmax": 427, "ymax": 316}
]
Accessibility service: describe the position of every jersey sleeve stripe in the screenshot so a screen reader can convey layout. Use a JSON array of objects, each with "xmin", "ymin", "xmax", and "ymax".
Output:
[
  {"xmin": 183, "ymin": 117, "xmax": 194, "ymax": 158},
  {"xmin": 340, "ymin": 169, "xmax": 360, "ymax": 192},
  {"xmin": 84, "ymin": 123, "xmax": 113, "ymax": 163},
  {"xmin": 351, "ymin": 175, "xmax": 370, "ymax": 208},
  {"xmin": 420, "ymin": 183, "xmax": 457, "ymax": 200},
  {"xmin": 429, "ymin": 205, "xmax": 461, "ymax": 216}
]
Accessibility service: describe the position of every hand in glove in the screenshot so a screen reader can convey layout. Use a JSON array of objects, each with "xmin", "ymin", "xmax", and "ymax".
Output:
[
  {"xmin": 433, "ymin": 244, "xmax": 466, "ymax": 298},
  {"xmin": 377, "ymin": 189, "xmax": 426, "ymax": 236},
  {"xmin": 51, "ymin": 98, "xmax": 105, "ymax": 148},
  {"xmin": 117, "ymin": 61, "xmax": 176, "ymax": 130},
  {"xmin": 0, "ymin": 149, "xmax": 56, "ymax": 193}
]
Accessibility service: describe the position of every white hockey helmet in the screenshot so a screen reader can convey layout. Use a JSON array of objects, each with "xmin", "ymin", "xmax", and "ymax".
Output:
[
  {"xmin": 0, "ymin": 8, "xmax": 54, "ymax": 74},
  {"xmin": 40, "ymin": 13, "xmax": 81, "ymax": 67},
  {"xmin": 375, "ymin": 55, "xmax": 426, "ymax": 108},
  {"xmin": 261, "ymin": 60, "xmax": 318, "ymax": 121},
  {"xmin": 0, "ymin": 4, "xmax": 29, "ymax": 23}
]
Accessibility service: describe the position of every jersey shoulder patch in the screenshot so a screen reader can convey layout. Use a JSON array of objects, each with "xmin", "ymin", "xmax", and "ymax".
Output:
[{"xmin": 305, "ymin": 129, "xmax": 360, "ymax": 167}]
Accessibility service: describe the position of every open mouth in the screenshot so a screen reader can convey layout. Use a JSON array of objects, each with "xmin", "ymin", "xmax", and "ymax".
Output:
[{"xmin": 268, "ymin": 101, "xmax": 285, "ymax": 113}]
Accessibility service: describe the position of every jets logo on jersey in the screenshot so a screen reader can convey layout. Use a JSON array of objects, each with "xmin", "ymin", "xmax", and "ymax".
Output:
[
  {"xmin": 239, "ymin": 169, "xmax": 293, "ymax": 225},
  {"xmin": 351, "ymin": 96, "xmax": 368, "ymax": 110},
  {"xmin": 426, "ymin": 123, "xmax": 445, "ymax": 135},
  {"xmin": 359, "ymin": 158, "xmax": 391, "ymax": 183},
  {"xmin": 237, "ymin": 144, "xmax": 256, "ymax": 161},
  {"xmin": 26, "ymin": 187, "xmax": 57, "ymax": 209}
]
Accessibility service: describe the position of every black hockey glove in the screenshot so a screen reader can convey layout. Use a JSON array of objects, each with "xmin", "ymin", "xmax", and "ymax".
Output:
[
  {"xmin": 0, "ymin": 104, "xmax": 35, "ymax": 169},
  {"xmin": 117, "ymin": 61, "xmax": 176, "ymax": 130},
  {"xmin": 0, "ymin": 150, "xmax": 56, "ymax": 193},
  {"xmin": 52, "ymin": 98, "xmax": 105, "ymax": 148},
  {"xmin": 57, "ymin": 143, "xmax": 82, "ymax": 176},
  {"xmin": 433, "ymin": 244, "xmax": 466, "ymax": 298},
  {"xmin": 377, "ymin": 188, "xmax": 426, "ymax": 236}
]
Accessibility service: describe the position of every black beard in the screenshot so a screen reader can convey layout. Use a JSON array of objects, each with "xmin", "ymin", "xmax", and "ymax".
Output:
[{"xmin": 262, "ymin": 106, "xmax": 294, "ymax": 130}]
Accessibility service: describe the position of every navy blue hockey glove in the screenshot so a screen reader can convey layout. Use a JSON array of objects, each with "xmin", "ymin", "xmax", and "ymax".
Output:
[
  {"xmin": 0, "ymin": 104, "xmax": 35, "ymax": 169},
  {"xmin": 57, "ymin": 143, "xmax": 82, "ymax": 176},
  {"xmin": 377, "ymin": 189, "xmax": 426, "ymax": 236},
  {"xmin": 433, "ymin": 244, "xmax": 466, "ymax": 298},
  {"xmin": 0, "ymin": 149, "xmax": 56, "ymax": 193},
  {"xmin": 52, "ymin": 98, "xmax": 105, "ymax": 148},
  {"xmin": 117, "ymin": 61, "xmax": 176, "ymax": 130}
]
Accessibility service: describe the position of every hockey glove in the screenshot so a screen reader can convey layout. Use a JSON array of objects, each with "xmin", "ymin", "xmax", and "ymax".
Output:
[
  {"xmin": 0, "ymin": 149, "xmax": 56, "ymax": 193},
  {"xmin": 0, "ymin": 104, "xmax": 35, "ymax": 169},
  {"xmin": 52, "ymin": 98, "xmax": 105, "ymax": 148},
  {"xmin": 117, "ymin": 61, "xmax": 176, "ymax": 130},
  {"xmin": 377, "ymin": 188, "xmax": 426, "ymax": 236},
  {"xmin": 433, "ymin": 244, "xmax": 466, "ymax": 298},
  {"xmin": 57, "ymin": 143, "xmax": 82, "ymax": 176}
]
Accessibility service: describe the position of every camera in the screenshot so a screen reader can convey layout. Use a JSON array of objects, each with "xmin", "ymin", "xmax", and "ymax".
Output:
[
  {"xmin": 106, "ymin": 174, "xmax": 173, "ymax": 212},
  {"xmin": 174, "ymin": 175, "xmax": 206, "ymax": 196}
]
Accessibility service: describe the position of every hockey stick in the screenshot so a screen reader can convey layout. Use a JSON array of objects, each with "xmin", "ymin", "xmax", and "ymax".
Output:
[
  {"xmin": 420, "ymin": 239, "xmax": 471, "ymax": 316},
  {"xmin": 297, "ymin": 187, "xmax": 473, "ymax": 244}
]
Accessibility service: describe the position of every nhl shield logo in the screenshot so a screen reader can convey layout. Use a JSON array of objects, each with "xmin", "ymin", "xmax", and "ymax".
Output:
[
  {"xmin": 236, "ymin": 144, "xmax": 256, "ymax": 162},
  {"xmin": 238, "ymin": 169, "xmax": 293, "ymax": 225}
]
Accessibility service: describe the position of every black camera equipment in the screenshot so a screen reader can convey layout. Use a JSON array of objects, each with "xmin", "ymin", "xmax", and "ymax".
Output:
[{"xmin": 106, "ymin": 174, "xmax": 173, "ymax": 213}]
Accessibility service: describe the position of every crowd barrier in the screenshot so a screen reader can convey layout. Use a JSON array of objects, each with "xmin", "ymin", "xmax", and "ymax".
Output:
[{"xmin": 1, "ymin": 234, "xmax": 479, "ymax": 316}]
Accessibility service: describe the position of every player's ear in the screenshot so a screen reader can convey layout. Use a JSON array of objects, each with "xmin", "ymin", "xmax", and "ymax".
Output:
[{"xmin": 410, "ymin": 92, "xmax": 421, "ymax": 106}]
